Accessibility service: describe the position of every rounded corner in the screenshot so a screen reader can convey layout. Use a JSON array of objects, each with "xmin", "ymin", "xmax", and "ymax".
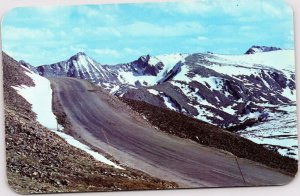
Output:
[
  {"xmin": 283, "ymin": 0, "xmax": 295, "ymax": 15},
  {"xmin": 1, "ymin": 6, "xmax": 25, "ymax": 28},
  {"xmin": 278, "ymin": 177, "xmax": 296, "ymax": 187},
  {"xmin": 277, "ymin": 168, "xmax": 299, "ymax": 187},
  {"xmin": 6, "ymin": 177, "xmax": 28, "ymax": 195}
]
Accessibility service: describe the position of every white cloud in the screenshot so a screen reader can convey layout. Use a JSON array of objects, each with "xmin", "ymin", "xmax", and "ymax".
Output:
[
  {"xmin": 158, "ymin": 0, "xmax": 292, "ymax": 19},
  {"xmin": 261, "ymin": 1, "xmax": 290, "ymax": 18},
  {"xmin": 72, "ymin": 26, "xmax": 122, "ymax": 38},
  {"xmin": 3, "ymin": 27, "xmax": 54, "ymax": 41},
  {"xmin": 123, "ymin": 47, "xmax": 143, "ymax": 56},
  {"xmin": 196, "ymin": 36, "xmax": 209, "ymax": 41},
  {"xmin": 93, "ymin": 49, "xmax": 121, "ymax": 57},
  {"xmin": 185, "ymin": 36, "xmax": 209, "ymax": 45},
  {"xmin": 77, "ymin": 6, "xmax": 101, "ymax": 18},
  {"xmin": 3, "ymin": 45, "xmax": 73, "ymax": 66},
  {"xmin": 72, "ymin": 21, "xmax": 203, "ymax": 38},
  {"xmin": 92, "ymin": 47, "xmax": 145, "ymax": 59},
  {"xmin": 239, "ymin": 26, "xmax": 258, "ymax": 31},
  {"xmin": 76, "ymin": 4, "xmax": 120, "ymax": 24},
  {"xmin": 123, "ymin": 21, "xmax": 204, "ymax": 37},
  {"xmin": 19, "ymin": 6, "xmax": 74, "ymax": 27},
  {"xmin": 70, "ymin": 44, "xmax": 88, "ymax": 53},
  {"xmin": 172, "ymin": 0, "xmax": 214, "ymax": 14},
  {"xmin": 95, "ymin": 27, "xmax": 122, "ymax": 37},
  {"xmin": 89, "ymin": 47, "xmax": 149, "ymax": 64}
]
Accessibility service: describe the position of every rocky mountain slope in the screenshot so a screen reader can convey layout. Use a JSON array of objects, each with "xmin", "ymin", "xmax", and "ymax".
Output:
[
  {"xmin": 26, "ymin": 46, "xmax": 297, "ymax": 159},
  {"xmin": 3, "ymin": 52, "xmax": 177, "ymax": 194}
]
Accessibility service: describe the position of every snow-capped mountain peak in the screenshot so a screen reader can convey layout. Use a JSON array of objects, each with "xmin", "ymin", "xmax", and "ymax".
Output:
[
  {"xmin": 245, "ymin": 45, "xmax": 282, "ymax": 55},
  {"xmin": 35, "ymin": 52, "xmax": 118, "ymax": 86},
  {"xmin": 75, "ymin": 51, "xmax": 87, "ymax": 56}
]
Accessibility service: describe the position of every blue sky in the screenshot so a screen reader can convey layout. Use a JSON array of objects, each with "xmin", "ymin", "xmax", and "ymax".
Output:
[{"xmin": 1, "ymin": 0, "xmax": 294, "ymax": 66}]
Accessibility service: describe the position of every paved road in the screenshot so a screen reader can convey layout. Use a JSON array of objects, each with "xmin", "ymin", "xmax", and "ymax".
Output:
[{"xmin": 50, "ymin": 77, "xmax": 292, "ymax": 188}]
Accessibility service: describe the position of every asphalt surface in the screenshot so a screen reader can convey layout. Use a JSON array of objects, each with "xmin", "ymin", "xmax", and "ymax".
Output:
[{"xmin": 50, "ymin": 77, "xmax": 293, "ymax": 188}]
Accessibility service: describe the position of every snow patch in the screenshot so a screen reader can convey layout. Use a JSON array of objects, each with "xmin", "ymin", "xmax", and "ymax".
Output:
[
  {"xmin": 148, "ymin": 89, "xmax": 160, "ymax": 95},
  {"xmin": 13, "ymin": 71, "xmax": 57, "ymax": 130},
  {"xmin": 155, "ymin": 53, "xmax": 188, "ymax": 74},
  {"xmin": 110, "ymin": 85, "xmax": 120, "ymax": 94},
  {"xmin": 173, "ymin": 64, "xmax": 191, "ymax": 82},
  {"xmin": 162, "ymin": 94, "xmax": 177, "ymax": 111},
  {"xmin": 239, "ymin": 111, "xmax": 261, "ymax": 121},
  {"xmin": 282, "ymin": 87, "xmax": 296, "ymax": 102},
  {"xmin": 148, "ymin": 56, "xmax": 161, "ymax": 66},
  {"xmin": 222, "ymin": 105, "xmax": 236, "ymax": 115},
  {"xmin": 193, "ymin": 76, "xmax": 223, "ymax": 91},
  {"xmin": 195, "ymin": 106, "xmax": 213, "ymax": 123},
  {"xmin": 118, "ymin": 71, "xmax": 157, "ymax": 86},
  {"xmin": 53, "ymin": 129, "xmax": 123, "ymax": 169},
  {"xmin": 212, "ymin": 50, "xmax": 295, "ymax": 71}
]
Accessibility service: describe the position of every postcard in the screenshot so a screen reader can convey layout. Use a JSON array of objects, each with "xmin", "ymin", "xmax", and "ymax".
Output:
[{"xmin": 1, "ymin": 0, "xmax": 297, "ymax": 194}]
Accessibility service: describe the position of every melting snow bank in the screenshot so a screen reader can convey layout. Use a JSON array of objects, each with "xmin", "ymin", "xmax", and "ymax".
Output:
[
  {"xmin": 52, "ymin": 129, "xmax": 123, "ymax": 169},
  {"xmin": 13, "ymin": 70, "xmax": 123, "ymax": 169},
  {"xmin": 12, "ymin": 71, "xmax": 57, "ymax": 130}
]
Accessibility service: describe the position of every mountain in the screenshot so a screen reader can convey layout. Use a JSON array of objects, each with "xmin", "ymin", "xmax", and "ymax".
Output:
[
  {"xmin": 35, "ymin": 52, "xmax": 119, "ymax": 89},
  {"xmin": 27, "ymin": 47, "xmax": 297, "ymax": 158},
  {"xmin": 245, "ymin": 45, "xmax": 282, "ymax": 54},
  {"xmin": 119, "ymin": 50, "xmax": 296, "ymax": 124}
]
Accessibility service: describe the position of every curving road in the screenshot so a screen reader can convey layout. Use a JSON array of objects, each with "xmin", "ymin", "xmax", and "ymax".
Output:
[{"xmin": 50, "ymin": 77, "xmax": 292, "ymax": 188}]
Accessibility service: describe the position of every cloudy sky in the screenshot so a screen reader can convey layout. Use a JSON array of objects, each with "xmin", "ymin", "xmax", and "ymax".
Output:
[{"xmin": 1, "ymin": 0, "xmax": 294, "ymax": 66}]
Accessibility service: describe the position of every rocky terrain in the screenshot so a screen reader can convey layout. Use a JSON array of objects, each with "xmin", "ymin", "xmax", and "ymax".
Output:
[
  {"xmin": 28, "ymin": 46, "xmax": 298, "ymax": 159},
  {"xmin": 3, "ymin": 52, "xmax": 177, "ymax": 194}
]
